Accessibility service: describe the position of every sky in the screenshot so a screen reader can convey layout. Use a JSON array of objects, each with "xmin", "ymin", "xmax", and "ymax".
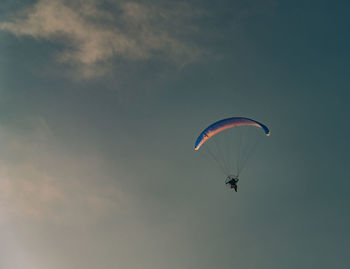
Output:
[{"xmin": 0, "ymin": 0, "xmax": 349, "ymax": 268}]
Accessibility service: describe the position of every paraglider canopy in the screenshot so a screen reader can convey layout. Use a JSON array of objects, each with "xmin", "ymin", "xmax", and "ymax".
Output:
[
  {"xmin": 194, "ymin": 117, "xmax": 270, "ymax": 151},
  {"xmin": 194, "ymin": 116, "xmax": 270, "ymax": 181}
]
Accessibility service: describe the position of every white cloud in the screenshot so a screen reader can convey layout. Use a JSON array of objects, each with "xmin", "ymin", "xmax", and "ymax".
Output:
[{"xmin": 0, "ymin": 0, "xmax": 200, "ymax": 78}]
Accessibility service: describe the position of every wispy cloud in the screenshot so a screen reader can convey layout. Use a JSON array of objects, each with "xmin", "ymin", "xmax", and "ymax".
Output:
[
  {"xmin": 0, "ymin": 117, "xmax": 123, "ymax": 224},
  {"xmin": 0, "ymin": 0, "xmax": 200, "ymax": 78}
]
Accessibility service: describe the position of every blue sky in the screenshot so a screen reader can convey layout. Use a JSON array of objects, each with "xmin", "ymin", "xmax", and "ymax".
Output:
[{"xmin": 0, "ymin": 0, "xmax": 349, "ymax": 268}]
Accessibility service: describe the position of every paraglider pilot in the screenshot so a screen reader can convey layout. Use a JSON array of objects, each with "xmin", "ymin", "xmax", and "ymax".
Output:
[{"xmin": 226, "ymin": 175, "xmax": 239, "ymax": 192}]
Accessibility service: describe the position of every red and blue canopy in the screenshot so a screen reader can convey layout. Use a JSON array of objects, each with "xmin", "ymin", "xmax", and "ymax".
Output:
[{"xmin": 194, "ymin": 117, "xmax": 270, "ymax": 150}]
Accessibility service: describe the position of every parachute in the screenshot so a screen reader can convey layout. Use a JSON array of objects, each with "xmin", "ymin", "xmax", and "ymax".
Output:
[{"xmin": 194, "ymin": 117, "xmax": 270, "ymax": 179}]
